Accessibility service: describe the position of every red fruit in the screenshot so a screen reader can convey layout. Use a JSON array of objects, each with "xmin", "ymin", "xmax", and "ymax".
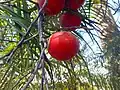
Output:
[
  {"xmin": 37, "ymin": 0, "xmax": 65, "ymax": 16},
  {"xmin": 48, "ymin": 31, "xmax": 79, "ymax": 61},
  {"xmin": 60, "ymin": 12, "xmax": 82, "ymax": 30},
  {"xmin": 65, "ymin": 0, "xmax": 85, "ymax": 10}
]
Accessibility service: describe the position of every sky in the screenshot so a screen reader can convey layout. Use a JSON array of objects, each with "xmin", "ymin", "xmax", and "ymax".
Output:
[
  {"xmin": 109, "ymin": 0, "xmax": 120, "ymax": 25},
  {"xmin": 80, "ymin": 0, "xmax": 120, "ymax": 75}
]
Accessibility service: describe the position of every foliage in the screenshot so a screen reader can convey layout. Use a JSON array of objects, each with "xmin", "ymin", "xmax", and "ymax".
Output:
[{"xmin": 0, "ymin": 0, "xmax": 120, "ymax": 90}]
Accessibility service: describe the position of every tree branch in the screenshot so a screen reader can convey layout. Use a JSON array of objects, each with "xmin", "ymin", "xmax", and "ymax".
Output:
[
  {"xmin": 20, "ymin": 0, "xmax": 48, "ymax": 90},
  {"xmin": 6, "ymin": 0, "xmax": 47, "ymax": 63}
]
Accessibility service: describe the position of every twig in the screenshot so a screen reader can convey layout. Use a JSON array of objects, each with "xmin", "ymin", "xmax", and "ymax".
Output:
[
  {"xmin": 37, "ymin": 8, "xmax": 48, "ymax": 90},
  {"xmin": 0, "ymin": 62, "xmax": 13, "ymax": 88},
  {"xmin": 23, "ymin": 33, "xmax": 38, "ymax": 43},
  {"xmin": 40, "ymin": 59, "xmax": 45, "ymax": 90},
  {"xmin": 44, "ymin": 70, "xmax": 49, "ymax": 90},
  {"xmin": 20, "ymin": 47, "xmax": 46, "ymax": 90},
  {"xmin": 6, "ymin": 0, "xmax": 47, "ymax": 63},
  {"xmin": 0, "ymin": 33, "xmax": 38, "ymax": 61},
  {"xmin": 20, "ymin": 0, "xmax": 48, "ymax": 89},
  {"xmin": 43, "ymin": 53, "xmax": 55, "ymax": 90},
  {"xmin": 12, "ymin": 71, "xmax": 31, "ymax": 90},
  {"xmin": 37, "ymin": 0, "xmax": 48, "ymax": 89},
  {"xmin": 38, "ymin": 13, "xmax": 45, "ymax": 90}
]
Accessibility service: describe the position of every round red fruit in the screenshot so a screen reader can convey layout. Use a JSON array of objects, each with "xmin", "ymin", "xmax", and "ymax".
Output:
[
  {"xmin": 48, "ymin": 31, "xmax": 80, "ymax": 61},
  {"xmin": 65, "ymin": 0, "xmax": 85, "ymax": 10},
  {"xmin": 38, "ymin": 0, "xmax": 65, "ymax": 16},
  {"xmin": 60, "ymin": 12, "xmax": 81, "ymax": 30}
]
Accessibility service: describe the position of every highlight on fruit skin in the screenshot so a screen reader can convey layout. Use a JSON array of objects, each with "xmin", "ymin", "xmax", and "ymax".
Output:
[
  {"xmin": 37, "ymin": 0, "xmax": 65, "ymax": 16},
  {"xmin": 65, "ymin": 0, "xmax": 85, "ymax": 10},
  {"xmin": 60, "ymin": 12, "xmax": 82, "ymax": 31},
  {"xmin": 48, "ymin": 31, "xmax": 80, "ymax": 61}
]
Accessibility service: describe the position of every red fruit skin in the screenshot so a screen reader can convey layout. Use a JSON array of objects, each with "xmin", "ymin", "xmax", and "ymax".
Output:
[
  {"xmin": 65, "ymin": 0, "xmax": 85, "ymax": 10},
  {"xmin": 60, "ymin": 12, "xmax": 81, "ymax": 30},
  {"xmin": 48, "ymin": 31, "xmax": 80, "ymax": 61},
  {"xmin": 38, "ymin": 0, "xmax": 65, "ymax": 16}
]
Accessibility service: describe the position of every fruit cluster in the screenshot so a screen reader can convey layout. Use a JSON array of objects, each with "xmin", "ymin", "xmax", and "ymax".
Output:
[{"xmin": 37, "ymin": 0, "xmax": 85, "ymax": 61}]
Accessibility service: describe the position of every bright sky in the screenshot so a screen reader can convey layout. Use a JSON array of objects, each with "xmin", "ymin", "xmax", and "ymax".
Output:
[
  {"xmin": 81, "ymin": 0, "xmax": 120, "ymax": 75},
  {"xmin": 109, "ymin": 0, "xmax": 120, "ymax": 25}
]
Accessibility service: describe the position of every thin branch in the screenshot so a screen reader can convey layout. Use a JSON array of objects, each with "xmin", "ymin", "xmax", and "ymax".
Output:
[
  {"xmin": 40, "ymin": 59, "xmax": 45, "ymax": 90},
  {"xmin": 6, "ymin": 0, "xmax": 47, "ymax": 63},
  {"xmin": 38, "ymin": 13, "xmax": 45, "ymax": 90},
  {"xmin": 43, "ymin": 53, "xmax": 55, "ymax": 90},
  {"xmin": 24, "ymin": 33, "xmax": 38, "ymax": 43},
  {"xmin": 12, "ymin": 72, "xmax": 31, "ymax": 90},
  {"xmin": 20, "ymin": 47, "xmax": 46, "ymax": 90},
  {"xmin": 44, "ymin": 69, "xmax": 49, "ymax": 90},
  {"xmin": 37, "ymin": 7, "xmax": 49, "ymax": 90},
  {"xmin": 78, "ymin": 53, "xmax": 94, "ymax": 90},
  {"xmin": 20, "ymin": 0, "xmax": 48, "ymax": 89},
  {"xmin": 0, "ymin": 62, "xmax": 13, "ymax": 88}
]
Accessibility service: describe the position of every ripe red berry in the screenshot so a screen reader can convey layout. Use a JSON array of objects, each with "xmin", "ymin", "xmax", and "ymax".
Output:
[
  {"xmin": 65, "ymin": 0, "xmax": 85, "ymax": 10},
  {"xmin": 60, "ymin": 12, "xmax": 82, "ymax": 30},
  {"xmin": 48, "ymin": 31, "xmax": 80, "ymax": 61},
  {"xmin": 37, "ymin": 0, "xmax": 65, "ymax": 16}
]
